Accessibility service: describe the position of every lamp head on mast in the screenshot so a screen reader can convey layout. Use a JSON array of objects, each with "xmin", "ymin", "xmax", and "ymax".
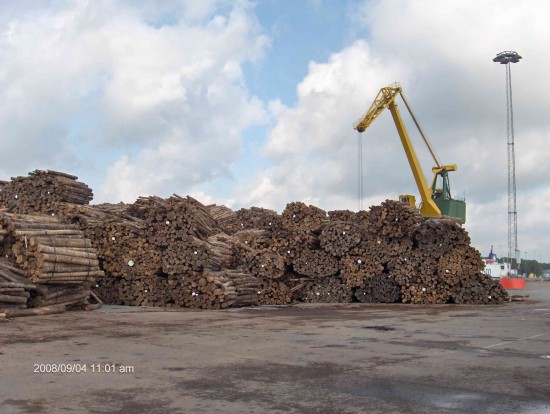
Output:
[{"xmin": 493, "ymin": 51, "xmax": 522, "ymax": 64}]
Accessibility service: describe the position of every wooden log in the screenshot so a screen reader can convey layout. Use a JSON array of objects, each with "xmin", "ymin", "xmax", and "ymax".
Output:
[
  {"xmin": 0, "ymin": 294, "xmax": 28, "ymax": 304},
  {"xmin": 15, "ymin": 229, "xmax": 82, "ymax": 237},
  {"xmin": 29, "ymin": 237, "xmax": 92, "ymax": 248},
  {"xmin": 37, "ymin": 253, "xmax": 99, "ymax": 267},
  {"xmin": 35, "ymin": 245, "xmax": 99, "ymax": 259},
  {"xmin": 0, "ymin": 269, "xmax": 30, "ymax": 284},
  {"xmin": 4, "ymin": 304, "xmax": 66, "ymax": 318},
  {"xmin": 0, "ymin": 281, "xmax": 36, "ymax": 289}
]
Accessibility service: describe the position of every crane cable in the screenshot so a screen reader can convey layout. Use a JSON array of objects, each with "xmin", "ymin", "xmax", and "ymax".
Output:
[
  {"xmin": 358, "ymin": 131, "xmax": 363, "ymax": 211},
  {"xmin": 399, "ymin": 92, "xmax": 442, "ymax": 168}
]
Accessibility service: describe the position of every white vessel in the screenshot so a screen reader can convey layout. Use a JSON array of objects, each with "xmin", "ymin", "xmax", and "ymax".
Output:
[{"xmin": 482, "ymin": 247, "xmax": 514, "ymax": 279}]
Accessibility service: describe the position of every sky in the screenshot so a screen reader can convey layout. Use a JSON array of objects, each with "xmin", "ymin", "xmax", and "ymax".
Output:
[{"xmin": 0, "ymin": 0, "xmax": 549, "ymax": 262}]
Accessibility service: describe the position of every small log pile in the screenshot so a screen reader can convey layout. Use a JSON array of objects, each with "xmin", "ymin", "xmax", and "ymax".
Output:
[
  {"xmin": 328, "ymin": 209, "xmax": 356, "ymax": 222},
  {"xmin": 0, "ymin": 261, "xmax": 35, "ymax": 311},
  {"xmin": 300, "ymin": 276, "xmax": 354, "ymax": 303},
  {"xmin": 0, "ymin": 211, "xmax": 103, "ymax": 316},
  {"xmin": 451, "ymin": 273, "xmax": 508, "ymax": 304},
  {"xmin": 242, "ymin": 248, "xmax": 287, "ymax": 279},
  {"xmin": 269, "ymin": 229, "xmax": 315, "ymax": 265},
  {"xmin": 232, "ymin": 229, "xmax": 272, "ymax": 249},
  {"xmin": 292, "ymin": 247, "xmax": 340, "ymax": 278},
  {"xmin": 436, "ymin": 246, "xmax": 485, "ymax": 285},
  {"xmin": 167, "ymin": 270, "xmax": 259, "ymax": 309},
  {"xmin": 162, "ymin": 234, "xmax": 234, "ymax": 276},
  {"xmin": 234, "ymin": 207, "xmax": 283, "ymax": 232},
  {"xmin": 258, "ymin": 277, "xmax": 292, "ymax": 305},
  {"xmin": 360, "ymin": 200, "xmax": 422, "ymax": 240},
  {"xmin": 340, "ymin": 255, "xmax": 385, "ymax": 288},
  {"xmin": 0, "ymin": 181, "xmax": 8, "ymax": 207},
  {"xmin": 207, "ymin": 204, "xmax": 239, "ymax": 234},
  {"xmin": 1, "ymin": 213, "xmax": 103, "ymax": 284},
  {"xmin": 282, "ymin": 202, "xmax": 328, "ymax": 233},
  {"xmin": 319, "ymin": 221, "xmax": 362, "ymax": 257},
  {"xmin": 414, "ymin": 218, "xmax": 471, "ymax": 256},
  {"xmin": 355, "ymin": 273, "xmax": 401, "ymax": 303},
  {"xmin": 130, "ymin": 195, "xmax": 218, "ymax": 243},
  {"xmin": 31, "ymin": 284, "xmax": 94, "ymax": 309},
  {"xmin": 92, "ymin": 276, "xmax": 123, "ymax": 305},
  {"xmin": 122, "ymin": 276, "xmax": 172, "ymax": 307},
  {"xmin": 399, "ymin": 275, "xmax": 453, "ymax": 304},
  {"xmin": 60, "ymin": 203, "xmax": 162, "ymax": 280},
  {"xmin": 212, "ymin": 205, "xmax": 283, "ymax": 234},
  {"xmin": 0, "ymin": 170, "xmax": 93, "ymax": 214}
]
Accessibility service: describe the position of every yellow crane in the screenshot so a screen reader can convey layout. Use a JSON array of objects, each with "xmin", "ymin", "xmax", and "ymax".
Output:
[{"xmin": 354, "ymin": 84, "xmax": 466, "ymax": 222}]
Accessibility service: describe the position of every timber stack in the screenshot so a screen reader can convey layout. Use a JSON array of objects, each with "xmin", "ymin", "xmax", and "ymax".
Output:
[
  {"xmin": 89, "ymin": 195, "xmax": 260, "ymax": 309},
  {"xmin": 0, "ymin": 169, "xmax": 509, "ymax": 311},
  {"xmin": 61, "ymin": 203, "xmax": 161, "ymax": 280},
  {"xmin": 301, "ymin": 276, "xmax": 354, "ymax": 303},
  {"xmin": 0, "ymin": 211, "xmax": 103, "ymax": 317},
  {"xmin": 258, "ymin": 277, "xmax": 292, "ymax": 305},
  {"xmin": 0, "ymin": 170, "xmax": 93, "ymax": 214}
]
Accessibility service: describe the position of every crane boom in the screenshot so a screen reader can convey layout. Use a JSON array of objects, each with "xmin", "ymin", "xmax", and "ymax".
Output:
[
  {"xmin": 353, "ymin": 85, "xmax": 466, "ymax": 222},
  {"xmin": 354, "ymin": 86, "xmax": 440, "ymax": 217}
]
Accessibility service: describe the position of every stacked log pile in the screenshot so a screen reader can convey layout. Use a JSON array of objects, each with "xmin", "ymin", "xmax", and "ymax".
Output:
[
  {"xmin": 1, "ymin": 213, "xmax": 103, "ymax": 284},
  {"xmin": 258, "ymin": 277, "xmax": 292, "ymax": 305},
  {"xmin": 360, "ymin": 200, "xmax": 422, "ymax": 240},
  {"xmin": 319, "ymin": 220, "xmax": 362, "ymax": 257},
  {"xmin": 242, "ymin": 247, "xmax": 287, "ymax": 279},
  {"xmin": 1, "ymin": 169, "xmax": 509, "ymax": 309},
  {"xmin": 282, "ymin": 202, "xmax": 328, "ymax": 233},
  {"xmin": 86, "ymin": 195, "xmax": 261, "ymax": 309},
  {"xmin": 95, "ymin": 268, "xmax": 260, "ymax": 309},
  {"xmin": 451, "ymin": 273, "xmax": 509, "ymax": 304},
  {"xmin": 292, "ymin": 247, "xmax": 340, "ymax": 278},
  {"xmin": 171, "ymin": 269, "xmax": 259, "ymax": 309},
  {"xmin": 301, "ymin": 276, "xmax": 354, "ymax": 303},
  {"xmin": 355, "ymin": 273, "xmax": 401, "ymax": 303},
  {"xmin": 0, "ymin": 261, "xmax": 35, "ymax": 311},
  {"xmin": 236, "ymin": 207, "xmax": 283, "ymax": 232},
  {"xmin": 0, "ymin": 211, "xmax": 103, "ymax": 316},
  {"xmin": 60, "ymin": 203, "xmax": 161, "ymax": 280},
  {"xmin": 207, "ymin": 205, "xmax": 239, "ymax": 233},
  {"xmin": 96, "ymin": 197, "xmax": 505, "ymax": 309},
  {"xmin": 0, "ymin": 170, "xmax": 93, "ymax": 214},
  {"xmin": 31, "ymin": 284, "xmax": 94, "ymax": 309},
  {"xmin": 393, "ymin": 217, "xmax": 487, "ymax": 304},
  {"xmin": 0, "ymin": 181, "xmax": 7, "ymax": 208},
  {"xmin": 129, "ymin": 195, "xmax": 218, "ymax": 242}
]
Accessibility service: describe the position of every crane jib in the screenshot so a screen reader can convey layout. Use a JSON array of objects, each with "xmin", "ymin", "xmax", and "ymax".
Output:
[{"xmin": 353, "ymin": 85, "xmax": 466, "ymax": 223}]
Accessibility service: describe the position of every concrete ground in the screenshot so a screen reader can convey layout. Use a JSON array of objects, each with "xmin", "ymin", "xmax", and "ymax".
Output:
[{"xmin": 1, "ymin": 281, "xmax": 549, "ymax": 414}]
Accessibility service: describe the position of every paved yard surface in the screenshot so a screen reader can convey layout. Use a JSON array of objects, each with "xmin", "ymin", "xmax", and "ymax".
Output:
[{"xmin": 1, "ymin": 281, "xmax": 549, "ymax": 413}]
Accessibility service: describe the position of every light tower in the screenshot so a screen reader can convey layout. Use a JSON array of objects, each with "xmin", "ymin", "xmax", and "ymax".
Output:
[{"xmin": 493, "ymin": 51, "xmax": 522, "ymax": 274}]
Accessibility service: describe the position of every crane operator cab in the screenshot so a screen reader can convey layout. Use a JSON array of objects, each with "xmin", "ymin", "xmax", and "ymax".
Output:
[{"xmin": 431, "ymin": 165, "xmax": 466, "ymax": 222}]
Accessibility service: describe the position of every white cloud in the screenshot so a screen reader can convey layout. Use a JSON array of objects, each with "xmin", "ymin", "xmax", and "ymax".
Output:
[{"xmin": 0, "ymin": 0, "xmax": 269, "ymax": 202}]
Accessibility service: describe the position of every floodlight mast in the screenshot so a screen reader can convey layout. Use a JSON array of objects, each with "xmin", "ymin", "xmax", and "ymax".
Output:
[{"xmin": 493, "ymin": 51, "xmax": 522, "ymax": 275}]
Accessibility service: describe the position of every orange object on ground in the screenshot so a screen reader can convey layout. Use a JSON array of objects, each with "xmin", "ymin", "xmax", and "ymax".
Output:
[{"xmin": 500, "ymin": 278, "xmax": 525, "ymax": 289}]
